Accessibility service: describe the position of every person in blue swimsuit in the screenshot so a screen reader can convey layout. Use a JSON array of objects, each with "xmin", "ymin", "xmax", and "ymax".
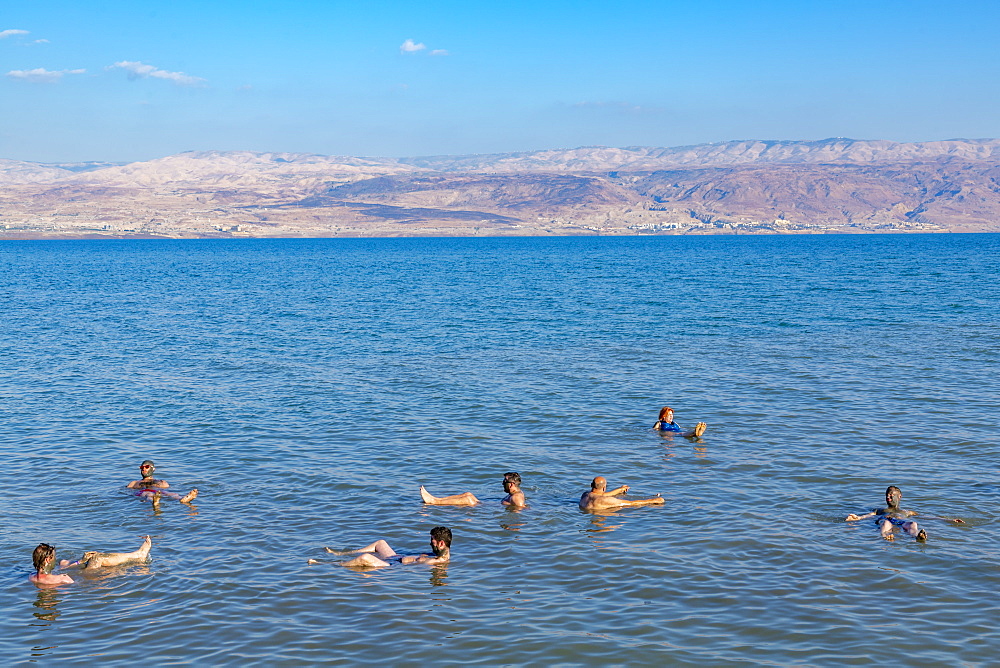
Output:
[{"xmin": 653, "ymin": 406, "xmax": 707, "ymax": 437}]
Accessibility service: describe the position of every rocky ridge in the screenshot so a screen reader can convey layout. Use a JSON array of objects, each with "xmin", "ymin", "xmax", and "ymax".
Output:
[{"xmin": 1, "ymin": 138, "xmax": 998, "ymax": 238}]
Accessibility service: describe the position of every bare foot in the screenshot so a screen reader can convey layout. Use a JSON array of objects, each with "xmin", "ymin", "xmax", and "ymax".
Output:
[
  {"xmin": 180, "ymin": 489, "xmax": 198, "ymax": 504},
  {"xmin": 325, "ymin": 547, "xmax": 354, "ymax": 555},
  {"xmin": 419, "ymin": 486, "xmax": 436, "ymax": 504},
  {"xmin": 151, "ymin": 491, "xmax": 162, "ymax": 509},
  {"xmin": 916, "ymin": 530, "xmax": 928, "ymax": 541},
  {"xmin": 136, "ymin": 535, "xmax": 152, "ymax": 559},
  {"xmin": 693, "ymin": 422, "xmax": 707, "ymax": 437}
]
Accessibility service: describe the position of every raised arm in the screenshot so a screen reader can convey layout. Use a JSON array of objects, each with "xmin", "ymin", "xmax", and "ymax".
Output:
[
  {"xmin": 913, "ymin": 511, "xmax": 965, "ymax": 523},
  {"xmin": 619, "ymin": 494, "xmax": 664, "ymax": 507},
  {"xmin": 606, "ymin": 484, "xmax": 629, "ymax": 496}
]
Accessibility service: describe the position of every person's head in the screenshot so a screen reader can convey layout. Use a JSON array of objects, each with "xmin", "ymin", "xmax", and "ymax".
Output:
[
  {"xmin": 429, "ymin": 526, "xmax": 452, "ymax": 556},
  {"xmin": 32, "ymin": 543, "xmax": 56, "ymax": 574},
  {"xmin": 503, "ymin": 472, "xmax": 521, "ymax": 491},
  {"xmin": 139, "ymin": 460, "xmax": 156, "ymax": 477},
  {"xmin": 658, "ymin": 406, "xmax": 674, "ymax": 422},
  {"xmin": 885, "ymin": 485, "xmax": 902, "ymax": 508},
  {"xmin": 591, "ymin": 476, "xmax": 607, "ymax": 491}
]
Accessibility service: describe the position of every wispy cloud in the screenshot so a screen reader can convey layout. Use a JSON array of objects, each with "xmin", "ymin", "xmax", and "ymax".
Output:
[
  {"xmin": 108, "ymin": 61, "xmax": 206, "ymax": 86},
  {"xmin": 6, "ymin": 67, "xmax": 85, "ymax": 83},
  {"xmin": 0, "ymin": 29, "xmax": 30, "ymax": 39},
  {"xmin": 33, "ymin": 39, "xmax": 49, "ymax": 44},
  {"xmin": 429, "ymin": 49, "xmax": 449, "ymax": 56},
  {"xmin": 400, "ymin": 39, "xmax": 426, "ymax": 54}
]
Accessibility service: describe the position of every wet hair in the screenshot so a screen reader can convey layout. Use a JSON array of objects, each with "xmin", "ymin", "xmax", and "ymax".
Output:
[
  {"xmin": 658, "ymin": 406, "xmax": 674, "ymax": 422},
  {"xmin": 33, "ymin": 543, "xmax": 56, "ymax": 572},
  {"xmin": 430, "ymin": 526, "xmax": 452, "ymax": 548},
  {"xmin": 503, "ymin": 472, "xmax": 521, "ymax": 485}
]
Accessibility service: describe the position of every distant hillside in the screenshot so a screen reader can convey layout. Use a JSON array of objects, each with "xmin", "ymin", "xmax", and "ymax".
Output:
[
  {"xmin": 395, "ymin": 138, "xmax": 1000, "ymax": 172},
  {"xmin": 1, "ymin": 138, "xmax": 998, "ymax": 238}
]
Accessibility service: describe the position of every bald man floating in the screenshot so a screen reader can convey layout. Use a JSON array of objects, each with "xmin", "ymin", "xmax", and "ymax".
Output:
[{"xmin": 579, "ymin": 476, "xmax": 665, "ymax": 510}]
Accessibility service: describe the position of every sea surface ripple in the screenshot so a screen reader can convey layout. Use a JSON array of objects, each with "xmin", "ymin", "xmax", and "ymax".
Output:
[{"xmin": 0, "ymin": 234, "xmax": 997, "ymax": 665}]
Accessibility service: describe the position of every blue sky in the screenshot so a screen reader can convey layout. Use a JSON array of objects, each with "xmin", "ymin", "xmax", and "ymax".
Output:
[{"xmin": 2, "ymin": 0, "xmax": 998, "ymax": 162}]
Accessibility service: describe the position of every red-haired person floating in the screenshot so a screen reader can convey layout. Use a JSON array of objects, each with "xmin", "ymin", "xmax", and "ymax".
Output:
[{"xmin": 653, "ymin": 406, "xmax": 707, "ymax": 437}]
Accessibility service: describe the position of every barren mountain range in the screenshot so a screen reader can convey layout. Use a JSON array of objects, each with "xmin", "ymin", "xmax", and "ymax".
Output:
[{"xmin": 2, "ymin": 138, "xmax": 999, "ymax": 238}]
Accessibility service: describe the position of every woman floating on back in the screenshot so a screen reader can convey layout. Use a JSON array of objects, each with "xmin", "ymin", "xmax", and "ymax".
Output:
[{"xmin": 653, "ymin": 406, "xmax": 707, "ymax": 437}]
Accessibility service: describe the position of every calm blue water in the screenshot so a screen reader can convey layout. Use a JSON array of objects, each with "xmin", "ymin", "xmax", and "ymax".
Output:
[{"xmin": 1, "ymin": 234, "xmax": 997, "ymax": 666}]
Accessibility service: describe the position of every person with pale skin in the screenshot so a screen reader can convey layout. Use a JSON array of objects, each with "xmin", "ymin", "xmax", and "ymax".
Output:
[
  {"xmin": 126, "ymin": 460, "xmax": 198, "ymax": 506},
  {"xmin": 419, "ymin": 485, "xmax": 479, "ymax": 506},
  {"xmin": 28, "ymin": 544, "xmax": 74, "ymax": 585},
  {"xmin": 419, "ymin": 471, "xmax": 527, "ymax": 507},
  {"xmin": 501, "ymin": 472, "xmax": 526, "ymax": 508},
  {"xmin": 653, "ymin": 406, "xmax": 707, "ymax": 437},
  {"xmin": 579, "ymin": 476, "xmax": 665, "ymax": 510},
  {"xmin": 59, "ymin": 535, "xmax": 153, "ymax": 569},
  {"xmin": 845, "ymin": 485, "xmax": 964, "ymax": 541},
  {"xmin": 327, "ymin": 526, "xmax": 453, "ymax": 569}
]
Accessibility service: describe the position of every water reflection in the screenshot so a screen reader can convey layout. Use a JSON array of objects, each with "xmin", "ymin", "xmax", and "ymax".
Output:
[
  {"xmin": 428, "ymin": 564, "xmax": 449, "ymax": 587},
  {"xmin": 31, "ymin": 587, "xmax": 63, "ymax": 624},
  {"xmin": 29, "ymin": 645, "xmax": 59, "ymax": 660},
  {"xmin": 657, "ymin": 430, "xmax": 709, "ymax": 458},
  {"xmin": 581, "ymin": 511, "xmax": 624, "ymax": 534},
  {"xmin": 500, "ymin": 506, "xmax": 525, "ymax": 532}
]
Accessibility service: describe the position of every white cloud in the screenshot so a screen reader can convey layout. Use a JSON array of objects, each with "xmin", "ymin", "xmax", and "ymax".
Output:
[
  {"xmin": 0, "ymin": 29, "xmax": 30, "ymax": 39},
  {"xmin": 6, "ymin": 67, "xmax": 85, "ymax": 83},
  {"xmin": 109, "ymin": 60, "xmax": 206, "ymax": 86},
  {"xmin": 33, "ymin": 39, "xmax": 50, "ymax": 44},
  {"xmin": 429, "ymin": 49, "xmax": 449, "ymax": 56},
  {"xmin": 400, "ymin": 39, "xmax": 425, "ymax": 53}
]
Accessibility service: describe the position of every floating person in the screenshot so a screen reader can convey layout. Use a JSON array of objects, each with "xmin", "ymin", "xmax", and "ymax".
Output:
[
  {"xmin": 845, "ymin": 485, "xmax": 964, "ymax": 541},
  {"xmin": 420, "ymin": 471, "xmax": 528, "ymax": 507},
  {"xmin": 653, "ymin": 406, "xmax": 707, "ymax": 437},
  {"xmin": 579, "ymin": 476, "xmax": 665, "ymax": 510},
  {"xmin": 59, "ymin": 535, "xmax": 153, "ymax": 569},
  {"xmin": 126, "ymin": 460, "xmax": 198, "ymax": 506},
  {"xmin": 28, "ymin": 544, "xmax": 74, "ymax": 585},
  {"xmin": 324, "ymin": 526, "xmax": 453, "ymax": 569}
]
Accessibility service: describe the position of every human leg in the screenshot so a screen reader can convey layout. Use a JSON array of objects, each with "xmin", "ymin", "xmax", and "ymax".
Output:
[
  {"xmin": 900, "ymin": 520, "xmax": 927, "ymax": 541},
  {"xmin": 420, "ymin": 486, "xmax": 479, "ymax": 506},
  {"xmin": 342, "ymin": 552, "xmax": 391, "ymax": 568}
]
